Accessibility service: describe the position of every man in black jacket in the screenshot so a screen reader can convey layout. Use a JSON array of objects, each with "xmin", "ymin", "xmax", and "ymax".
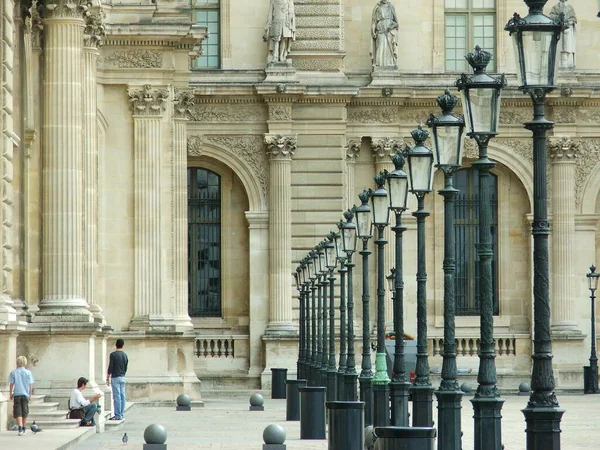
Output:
[{"xmin": 106, "ymin": 339, "xmax": 128, "ymax": 420}]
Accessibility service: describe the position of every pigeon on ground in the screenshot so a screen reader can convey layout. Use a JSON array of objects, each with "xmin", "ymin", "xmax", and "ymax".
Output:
[
  {"xmin": 30, "ymin": 421, "xmax": 42, "ymax": 434},
  {"xmin": 122, "ymin": 432, "xmax": 128, "ymax": 444}
]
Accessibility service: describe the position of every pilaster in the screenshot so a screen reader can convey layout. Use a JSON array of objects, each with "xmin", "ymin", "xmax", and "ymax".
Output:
[{"xmin": 346, "ymin": 138, "xmax": 361, "ymax": 207}]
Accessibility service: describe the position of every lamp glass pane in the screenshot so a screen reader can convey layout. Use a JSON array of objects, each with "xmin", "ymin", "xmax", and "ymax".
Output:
[
  {"xmin": 319, "ymin": 250, "xmax": 327, "ymax": 273},
  {"xmin": 410, "ymin": 156, "xmax": 433, "ymax": 192},
  {"xmin": 463, "ymin": 87, "xmax": 497, "ymax": 134},
  {"xmin": 307, "ymin": 261, "xmax": 314, "ymax": 280},
  {"xmin": 372, "ymin": 193, "xmax": 389, "ymax": 225},
  {"xmin": 388, "ymin": 176, "xmax": 409, "ymax": 210},
  {"xmin": 515, "ymin": 30, "xmax": 555, "ymax": 87},
  {"xmin": 325, "ymin": 244, "xmax": 336, "ymax": 269},
  {"xmin": 434, "ymin": 125, "xmax": 462, "ymax": 166},
  {"xmin": 356, "ymin": 208, "xmax": 372, "ymax": 239},
  {"xmin": 343, "ymin": 226, "xmax": 357, "ymax": 253},
  {"xmin": 387, "ymin": 275, "xmax": 394, "ymax": 292},
  {"xmin": 333, "ymin": 233, "xmax": 343, "ymax": 260}
]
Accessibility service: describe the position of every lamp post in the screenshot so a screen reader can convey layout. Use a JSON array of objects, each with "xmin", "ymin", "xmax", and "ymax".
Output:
[
  {"xmin": 342, "ymin": 208, "xmax": 359, "ymax": 400},
  {"xmin": 314, "ymin": 243, "xmax": 325, "ymax": 387},
  {"xmin": 406, "ymin": 125, "xmax": 435, "ymax": 428},
  {"xmin": 334, "ymin": 226, "xmax": 348, "ymax": 399},
  {"xmin": 294, "ymin": 266, "xmax": 305, "ymax": 380},
  {"xmin": 356, "ymin": 189, "xmax": 374, "ymax": 425},
  {"xmin": 306, "ymin": 250, "xmax": 318, "ymax": 386},
  {"xmin": 371, "ymin": 171, "xmax": 391, "ymax": 427},
  {"xmin": 325, "ymin": 232, "xmax": 339, "ymax": 401},
  {"xmin": 456, "ymin": 45, "xmax": 505, "ymax": 450},
  {"xmin": 505, "ymin": 3, "xmax": 565, "ymax": 448},
  {"xmin": 386, "ymin": 152, "xmax": 411, "ymax": 427},
  {"xmin": 427, "ymin": 89, "xmax": 466, "ymax": 450},
  {"xmin": 318, "ymin": 241, "xmax": 330, "ymax": 387},
  {"xmin": 586, "ymin": 265, "xmax": 600, "ymax": 394}
]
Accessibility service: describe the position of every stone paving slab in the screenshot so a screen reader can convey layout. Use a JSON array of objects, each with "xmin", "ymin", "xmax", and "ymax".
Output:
[{"xmin": 1, "ymin": 392, "xmax": 600, "ymax": 449}]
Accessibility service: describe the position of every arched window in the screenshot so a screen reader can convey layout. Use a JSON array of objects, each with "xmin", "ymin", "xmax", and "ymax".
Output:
[
  {"xmin": 188, "ymin": 168, "xmax": 221, "ymax": 317},
  {"xmin": 454, "ymin": 168, "xmax": 499, "ymax": 315}
]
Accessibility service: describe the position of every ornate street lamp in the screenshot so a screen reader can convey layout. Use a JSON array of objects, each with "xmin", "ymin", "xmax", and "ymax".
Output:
[
  {"xmin": 427, "ymin": 89, "xmax": 465, "ymax": 450},
  {"xmin": 356, "ymin": 189, "xmax": 374, "ymax": 425},
  {"xmin": 386, "ymin": 152, "xmax": 411, "ymax": 427},
  {"xmin": 318, "ymin": 240, "xmax": 330, "ymax": 388},
  {"xmin": 306, "ymin": 250, "xmax": 318, "ymax": 386},
  {"xmin": 456, "ymin": 45, "xmax": 506, "ymax": 450},
  {"xmin": 505, "ymin": 3, "xmax": 565, "ymax": 448},
  {"xmin": 406, "ymin": 125, "xmax": 435, "ymax": 428},
  {"xmin": 325, "ymin": 232, "xmax": 339, "ymax": 401},
  {"xmin": 334, "ymin": 223, "xmax": 348, "ymax": 400},
  {"xmin": 585, "ymin": 265, "xmax": 600, "ymax": 394},
  {"xmin": 294, "ymin": 265, "xmax": 305, "ymax": 380},
  {"xmin": 371, "ymin": 171, "xmax": 391, "ymax": 427},
  {"xmin": 314, "ymin": 243, "xmax": 325, "ymax": 387},
  {"xmin": 300, "ymin": 259, "xmax": 310, "ymax": 382},
  {"xmin": 342, "ymin": 208, "xmax": 359, "ymax": 400}
]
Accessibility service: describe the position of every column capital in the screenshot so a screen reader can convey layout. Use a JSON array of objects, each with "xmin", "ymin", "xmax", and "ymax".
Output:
[
  {"xmin": 83, "ymin": 10, "xmax": 105, "ymax": 48},
  {"xmin": 173, "ymin": 90, "xmax": 195, "ymax": 120},
  {"xmin": 371, "ymin": 137, "xmax": 401, "ymax": 162},
  {"xmin": 265, "ymin": 134, "xmax": 296, "ymax": 160},
  {"xmin": 549, "ymin": 136, "xmax": 579, "ymax": 162},
  {"xmin": 346, "ymin": 138, "xmax": 362, "ymax": 161},
  {"xmin": 37, "ymin": 0, "xmax": 89, "ymax": 20},
  {"xmin": 128, "ymin": 84, "xmax": 169, "ymax": 116}
]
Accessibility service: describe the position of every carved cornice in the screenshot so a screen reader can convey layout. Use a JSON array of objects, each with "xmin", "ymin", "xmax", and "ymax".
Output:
[
  {"xmin": 127, "ymin": 84, "xmax": 169, "ymax": 116},
  {"xmin": 173, "ymin": 90, "xmax": 194, "ymax": 120},
  {"xmin": 187, "ymin": 135, "xmax": 203, "ymax": 157},
  {"xmin": 83, "ymin": 11, "xmax": 105, "ymax": 48},
  {"xmin": 264, "ymin": 134, "xmax": 297, "ymax": 160},
  {"xmin": 268, "ymin": 105, "xmax": 292, "ymax": 121},
  {"xmin": 549, "ymin": 137, "xmax": 578, "ymax": 161},
  {"xmin": 37, "ymin": 0, "xmax": 88, "ymax": 20},
  {"xmin": 345, "ymin": 139, "xmax": 361, "ymax": 161},
  {"xmin": 371, "ymin": 137, "xmax": 401, "ymax": 162},
  {"xmin": 103, "ymin": 50, "xmax": 163, "ymax": 68}
]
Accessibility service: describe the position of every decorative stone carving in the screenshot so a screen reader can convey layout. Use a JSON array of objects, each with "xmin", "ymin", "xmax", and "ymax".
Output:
[
  {"xmin": 499, "ymin": 108, "xmax": 531, "ymax": 124},
  {"xmin": 346, "ymin": 139, "xmax": 361, "ymax": 161},
  {"xmin": 37, "ymin": 0, "xmax": 88, "ymax": 19},
  {"xmin": 371, "ymin": 0, "xmax": 398, "ymax": 69},
  {"xmin": 549, "ymin": 0, "xmax": 577, "ymax": 70},
  {"xmin": 348, "ymin": 107, "xmax": 397, "ymax": 124},
  {"xmin": 187, "ymin": 135, "xmax": 204, "ymax": 157},
  {"xmin": 187, "ymin": 104, "xmax": 268, "ymax": 122},
  {"xmin": 494, "ymin": 138, "xmax": 533, "ymax": 163},
  {"xmin": 268, "ymin": 105, "xmax": 292, "ymax": 121},
  {"xmin": 462, "ymin": 137, "xmax": 479, "ymax": 160},
  {"xmin": 371, "ymin": 137, "xmax": 401, "ymax": 161},
  {"xmin": 263, "ymin": 0, "xmax": 296, "ymax": 63},
  {"xmin": 398, "ymin": 109, "xmax": 431, "ymax": 125},
  {"xmin": 549, "ymin": 137, "xmax": 578, "ymax": 161},
  {"xmin": 553, "ymin": 107, "xmax": 577, "ymax": 123},
  {"xmin": 127, "ymin": 85, "xmax": 169, "ymax": 116},
  {"xmin": 575, "ymin": 139, "xmax": 600, "ymax": 209},
  {"xmin": 206, "ymin": 135, "xmax": 269, "ymax": 198},
  {"xmin": 173, "ymin": 90, "xmax": 194, "ymax": 120},
  {"xmin": 104, "ymin": 50, "xmax": 163, "ymax": 68},
  {"xmin": 576, "ymin": 109, "xmax": 600, "ymax": 125},
  {"xmin": 83, "ymin": 11, "xmax": 105, "ymax": 48},
  {"xmin": 31, "ymin": 8, "xmax": 44, "ymax": 49},
  {"xmin": 265, "ymin": 134, "xmax": 297, "ymax": 159}
]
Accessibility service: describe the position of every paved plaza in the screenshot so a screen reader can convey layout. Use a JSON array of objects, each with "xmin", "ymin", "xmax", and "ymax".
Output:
[{"xmin": 1, "ymin": 391, "xmax": 599, "ymax": 449}]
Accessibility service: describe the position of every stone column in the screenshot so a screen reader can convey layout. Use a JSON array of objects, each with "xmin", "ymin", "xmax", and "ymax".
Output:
[
  {"xmin": 128, "ymin": 85, "xmax": 172, "ymax": 331},
  {"xmin": 549, "ymin": 137, "xmax": 581, "ymax": 335},
  {"xmin": 83, "ymin": 11, "xmax": 104, "ymax": 323},
  {"xmin": 172, "ymin": 90, "xmax": 194, "ymax": 330},
  {"xmin": 346, "ymin": 139, "xmax": 361, "ymax": 207},
  {"xmin": 372, "ymin": 138, "xmax": 400, "ymax": 323},
  {"xmin": 264, "ymin": 134, "xmax": 297, "ymax": 334},
  {"xmin": 35, "ymin": 0, "xmax": 91, "ymax": 321}
]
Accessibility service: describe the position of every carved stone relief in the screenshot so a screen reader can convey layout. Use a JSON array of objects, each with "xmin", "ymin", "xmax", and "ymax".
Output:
[
  {"xmin": 265, "ymin": 134, "xmax": 297, "ymax": 159},
  {"xmin": 371, "ymin": 137, "xmax": 401, "ymax": 162},
  {"xmin": 499, "ymin": 108, "xmax": 531, "ymax": 124},
  {"xmin": 348, "ymin": 107, "xmax": 397, "ymax": 124},
  {"xmin": 494, "ymin": 139, "xmax": 533, "ymax": 164},
  {"xmin": 575, "ymin": 139, "xmax": 600, "ymax": 209},
  {"xmin": 103, "ymin": 50, "xmax": 163, "ymax": 68},
  {"xmin": 553, "ymin": 107, "xmax": 577, "ymax": 123},
  {"xmin": 84, "ymin": 11, "xmax": 105, "ymax": 48},
  {"xmin": 549, "ymin": 136, "xmax": 578, "ymax": 161},
  {"xmin": 127, "ymin": 84, "xmax": 169, "ymax": 116},
  {"xmin": 187, "ymin": 104, "xmax": 267, "ymax": 122},
  {"xmin": 345, "ymin": 139, "xmax": 361, "ymax": 161},
  {"xmin": 268, "ymin": 105, "xmax": 292, "ymax": 121},
  {"xmin": 187, "ymin": 135, "xmax": 204, "ymax": 157},
  {"xmin": 37, "ymin": 0, "xmax": 89, "ymax": 19},
  {"xmin": 397, "ymin": 109, "xmax": 432, "ymax": 126},
  {"xmin": 173, "ymin": 90, "xmax": 195, "ymax": 120}
]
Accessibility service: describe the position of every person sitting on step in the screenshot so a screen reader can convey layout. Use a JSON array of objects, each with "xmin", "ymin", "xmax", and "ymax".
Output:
[{"xmin": 70, "ymin": 377, "xmax": 102, "ymax": 426}]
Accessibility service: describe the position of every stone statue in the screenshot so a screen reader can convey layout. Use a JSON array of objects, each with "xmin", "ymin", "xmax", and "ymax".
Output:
[
  {"xmin": 370, "ymin": 0, "xmax": 399, "ymax": 69},
  {"xmin": 263, "ymin": 0, "xmax": 296, "ymax": 64},
  {"xmin": 549, "ymin": 0, "xmax": 577, "ymax": 69}
]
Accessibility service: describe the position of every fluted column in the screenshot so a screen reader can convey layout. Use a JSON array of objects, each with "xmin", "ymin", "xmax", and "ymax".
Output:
[
  {"xmin": 372, "ymin": 138, "xmax": 400, "ymax": 323},
  {"xmin": 265, "ymin": 134, "xmax": 297, "ymax": 334},
  {"xmin": 35, "ymin": 0, "xmax": 91, "ymax": 321},
  {"xmin": 128, "ymin": 85, "xmax": 171, "ymax": 330},
  {"xmin": 346, "ymin": 139, "xmax": 361, "ymax": 206},
  {"xmin": 172, "ymin": 90, "xmax": 194, "ymax": 330},
  {"xmin": 549, "ymin": 137, "xmax": 580, "ymax": 334},
  {"xmin": 83, "ymin": 11, "xmax": 104, "ymax": 323}
]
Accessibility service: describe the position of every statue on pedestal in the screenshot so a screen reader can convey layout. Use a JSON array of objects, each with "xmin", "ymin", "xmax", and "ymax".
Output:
[
  {"xmin": 549, "ymin": 0, "xmax": 577, "ymax": 69},
  {"xmin": 263, "ymin": 0, "xmax": 296, "ymax": 64},
  {"xmin": 370, "ymin": 0, "xmax": 398, "ymax": 69}
]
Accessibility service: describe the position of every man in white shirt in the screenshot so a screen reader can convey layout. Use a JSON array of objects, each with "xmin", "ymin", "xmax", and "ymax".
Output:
[{"xmin": 70, "ymin": 377, "xmax": 102, "ymax": 426}]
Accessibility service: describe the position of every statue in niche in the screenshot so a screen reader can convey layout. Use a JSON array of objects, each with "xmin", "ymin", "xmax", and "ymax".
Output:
[
  {"xmin": 549, "ymin": 0, "xmax": 577, "ymax": 69},
  {"xmin": 370, "ymin": 0, "xmax": 399, "ymax": 69},
  {"xmin": 263, "ymin": 0, "xmax": 296, "ymax": 64}
]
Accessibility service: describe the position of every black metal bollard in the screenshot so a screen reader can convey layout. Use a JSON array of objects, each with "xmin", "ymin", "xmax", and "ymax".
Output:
[
  {"xmin": 374, "ymin": 426, "xmax": 436, "ymax": 450},
  {"xmin": 299, "ymin": 386, "xmax": 326, "ymax": 439},
  {"xmin": 285, "ymin": 379, "xmax": 307, "ymax": 421},
  {"xmin": 326, "ymin": 401, "xmax": 364, "ymax": 450},
  {"xmin": 271, "ymin": 368, "xmax": 288, "ymax": 399}
]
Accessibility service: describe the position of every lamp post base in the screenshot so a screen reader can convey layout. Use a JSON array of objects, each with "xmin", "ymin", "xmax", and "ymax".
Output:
[
  {"xmin": 326, "ymin": 370, "xmax": 338, "ymax": 401},
  {"xmin": 336, "ymin": 372, "xmax": 346, "ymax": 400},
  {"xmin": 410, "ymin": 384, "xmax": 435, "ymax": 427},
  {"xmin": 435, "ymin": 389, "xmax": 463, "ymax": 450},
  {"xmin": 522, "ymin": 406, "xmax": 565, "ymax": 450},
  {"xmin": 359, "ymin": 376, "xmax": 374, "ymax": 427},
  {"xmin": 390, "ymin": 380, "xmax": 411, "ymax": 426},
  {"xmin": 471, "ymin": 396, "xmax": 504, "ymax": 450},
  {"xmin": 319, "ymin": 367, "xmax": 328, "ymax": 388},
  {"xmin": 372, "ymin": 383, "xmax": 390, "ymax": 427},
  {"xmin": 344, "ymin": 373, "xmax": 359, "ymax": 401}
]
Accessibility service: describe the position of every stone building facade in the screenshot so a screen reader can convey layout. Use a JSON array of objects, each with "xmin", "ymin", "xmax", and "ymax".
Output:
[{"xmin": 0, "ymin": 0, "xmax": 600, "ymax": 428}]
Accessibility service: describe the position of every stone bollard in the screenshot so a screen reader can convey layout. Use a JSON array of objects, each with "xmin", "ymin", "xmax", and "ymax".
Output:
[
  {"xmin": 143, "ymin": 424, "xmax": 167, "ymax": 450},
  {"xmin": 250, "ymin": 393, "xmax": 265, "ymax": 411},
  {"xmin": 460, "ymin": 382, "xmax": 473, "ymax": 396},
  {"xmin": 285, "ymin": 379, "xmax": 307, "ymax": 421},
  {"xmin": 176, "ymin": 394, "xmax": 191, "ymax": 411},
  {"xmin": 326, "ymin": 401, "xmax": 364, "ymax": 450},
  {"xmin": 374, "ymin": 426, "xmax": 436, "ymax": 450},
  {"xmin": 263, "ymin": 424, "xmax": 286, "ymax": 450},
  {"xmin": 271, "ymin": 368, "xmax": 288, "ymax": 399},
  {"xmin": 518, "ymin": 381, "xmax": 531, "ymax": 396},
  {"xmin": 298, "ymin": 386, "xmax": 326, "ymax": 439}
]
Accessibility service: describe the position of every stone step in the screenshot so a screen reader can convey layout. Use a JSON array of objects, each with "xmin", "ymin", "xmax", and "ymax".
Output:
[
  {"xmin": 27, "ymin": 419, "xmax": 83, "ymax": 430},
  {"xmin": 29, "ymin": 401, "xmax": 60, "ymax": 411},
  {"xmin": 29, "ymin": 394, "xmax": 47, "ymax": 404},
  {"xmin": 27, "ymin": 410, "xmax": 76, "ymax": 422}
]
